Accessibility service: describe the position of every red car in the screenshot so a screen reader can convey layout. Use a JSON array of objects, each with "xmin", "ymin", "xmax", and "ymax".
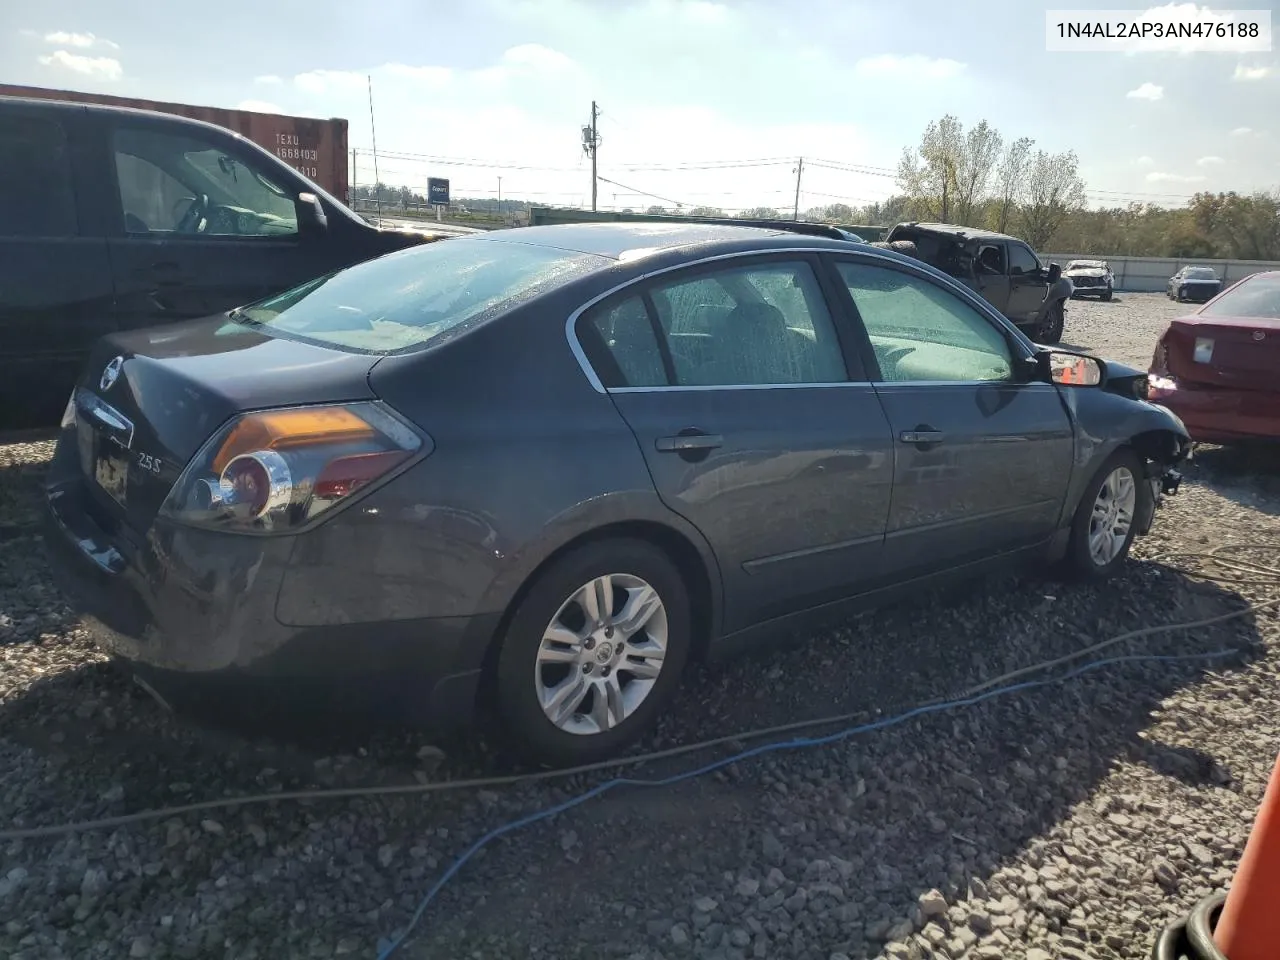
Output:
[{"xmin": 1149, "ymin": 270, "xmax": 1280, "ymax": 443}]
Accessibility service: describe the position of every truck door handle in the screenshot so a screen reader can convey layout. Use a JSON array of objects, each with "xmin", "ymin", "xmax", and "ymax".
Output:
[
  {"xmin": 143, "ymin": 261, "xmax": 195, "ymax": 286},
  {"xmin": 656, "ymin": 433, "xmax": 723, "ymax": 452},
  {"xmin": 899, "ymin": 429, "xmax": 945, "ymax": 445}
]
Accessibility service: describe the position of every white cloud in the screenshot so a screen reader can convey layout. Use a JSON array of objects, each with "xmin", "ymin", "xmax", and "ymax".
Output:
[
  {"xmin": 1135, "ymin": 155, "xmax": 1155, "ymax": 166},
  {"xmin": 383, "ymin": 64, "xmax": 454, "ymax": 88},
  {"xmin": 1233, "ymin": 63, "xmax": 1273, "ymax": 81},
  {"xmin": 1230, "ymin": 126, "xmax": 1253, "ymax": 136},
  {"xmin": 254, "ymin": 74, "xmax": 282, "ymax": 85},
  {"xmin": 43, "ymin": 31, "xmax": 118, "ymax": 50},
  {"xmin": 679, "ymin": 0, "xmax": 730, "ymax": 24},
  {"xmin": 500, "ymin": 43, "xmax": 575, "ymax": 72},
  {"xmin": 293, "ymin": 69, "xmax": 367, "ymax": 94},
  {"xmin": 1147, "ymin": 171, "xmax": 1206, "ymax": 183},
  {"xmin": 853, "ymin": 54, "xmax": 967, "ymax": 80},
  {"xmin": 1126, "ymin": 82, "xmax": 1163, "ymax": 100},
  {"xmin": 297, "ymin": 44, "xmax": 574, "ymax": 98},
  {"xmin": 1196, "ymin": 155, "xmax": 1224, "ymax": 166},
  {"xmin": 38, "ymin": 50, "xmax": 122, "ymax": 80},
  {"xmin": 237, "ymin": 100, "xmax": 282, "ymax": 113}
]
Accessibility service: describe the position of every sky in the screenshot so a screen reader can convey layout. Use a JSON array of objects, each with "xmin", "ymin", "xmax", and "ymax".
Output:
[{"xmin": 4, "ymin": 0, "xmax": 1278, "ymax": 212}]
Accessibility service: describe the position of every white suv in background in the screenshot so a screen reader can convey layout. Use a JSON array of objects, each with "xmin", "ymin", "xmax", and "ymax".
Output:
[{"xmin": 1064, "ymin": 259, "xmax": 1114, "ymax": 301}]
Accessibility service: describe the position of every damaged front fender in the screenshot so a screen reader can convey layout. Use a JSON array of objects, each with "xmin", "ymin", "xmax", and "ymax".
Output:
[{"xmin": 1056, "ymin": 382, "xmax": 1191, "ymax": 536}]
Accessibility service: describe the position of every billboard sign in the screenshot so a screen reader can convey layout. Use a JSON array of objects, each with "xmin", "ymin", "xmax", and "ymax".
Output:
[{"xmin": 428, "ymin": 178, "xmax": 450, "ymax": 205}]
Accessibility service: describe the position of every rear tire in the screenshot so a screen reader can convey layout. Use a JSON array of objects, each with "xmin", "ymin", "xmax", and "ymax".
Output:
[
  {"xmin": 494, "ymin": 539, "xmax": 692, "ymax": 766},
  {"xmin": 1063, "ymin": 449, "xmax": 1149, "ymax": 580}
]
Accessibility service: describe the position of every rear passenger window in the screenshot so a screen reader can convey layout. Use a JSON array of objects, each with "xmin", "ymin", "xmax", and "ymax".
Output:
[
  {"xmin": 0, "ymin": 116, "xmax": 78, "ymax": 238},
  {"xmin": 652, "ymin": 262, "xmax": 847, "ymax": 386},
  {"xmin": 584, "ymin": 297, "xmax": 668, "ymax": 387}
]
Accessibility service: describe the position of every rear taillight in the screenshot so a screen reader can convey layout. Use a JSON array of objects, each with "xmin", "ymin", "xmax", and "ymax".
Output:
[{"xmin": 160, "ymin": 402, "xmax": 425, "ymax": 534}]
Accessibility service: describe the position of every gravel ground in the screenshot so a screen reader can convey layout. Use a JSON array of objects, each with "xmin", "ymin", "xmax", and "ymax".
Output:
[{"xmin": 4, "ymin": 294, "xmax": 1280, "ymax": 960}]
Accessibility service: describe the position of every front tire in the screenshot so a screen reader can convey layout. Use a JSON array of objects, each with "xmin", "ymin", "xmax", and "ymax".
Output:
[
  {"xmin": 1101, "ymin": 288, "xmax": 1113, "ymax": 302},
  {"xmin": 1064, "ymin": 449, "xmax": 1150, "ymax": 580},
  {"xmin": 494, "ymin": 539, "xmax": 692, "ymax": 766},
  {"xmin": 1037, "ymin": 299, "xmax": 1066, "ymax": 344}
]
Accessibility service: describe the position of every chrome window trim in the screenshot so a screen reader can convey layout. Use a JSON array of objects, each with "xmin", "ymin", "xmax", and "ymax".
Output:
[{"xmin": 564, "ymin": 244, "xmax": 1036, "ymax": 394}]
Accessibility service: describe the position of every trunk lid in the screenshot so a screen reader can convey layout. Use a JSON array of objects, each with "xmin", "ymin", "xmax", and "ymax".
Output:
[
  {"xmin": 71, "ymin": 314, "xmax": 378, "ymax": 532},
  {"xmin": 1160, "ymin": 314, "xmax": 1280, "ymax": 392}
]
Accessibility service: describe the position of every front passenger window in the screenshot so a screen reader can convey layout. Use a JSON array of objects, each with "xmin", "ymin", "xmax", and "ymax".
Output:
[
  {"xmin": 112, "ymin": 127, "xmax": 298, "ymax": 238},
  {"xmin": 1008, "ymin": 243, "xmax": 1040, "ymax": 276},
  {"xmin": 838, "ymin": 262, "xmax": 1013, "ymax": 383}
]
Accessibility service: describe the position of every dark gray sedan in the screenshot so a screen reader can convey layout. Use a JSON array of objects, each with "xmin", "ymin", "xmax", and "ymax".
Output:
[
  {"xmin": 1168, "ymin": 266, "xmax": 1222, "ymax": 302},
  {"xmin": 45, "ymin": 223, "xmax": 1190, "ymax": 765}
]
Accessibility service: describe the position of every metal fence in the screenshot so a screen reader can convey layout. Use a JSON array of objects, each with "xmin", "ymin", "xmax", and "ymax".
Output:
[{"xmin": 1044, "ymin": 253, "xmax": 1280, "ymax": 292}]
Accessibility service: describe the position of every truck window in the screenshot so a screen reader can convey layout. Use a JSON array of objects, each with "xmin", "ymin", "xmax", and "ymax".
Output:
[
  {"xmin": 0, "ymin": 115, "xmax": 78, "ymax": 238},
  {"xmin": 112, "ymin": 127, "xmax": 298, "ymax": 238},
  {"xmin": 1008, "ymin": 243, "xmax": 1040, "ymax": 276}
]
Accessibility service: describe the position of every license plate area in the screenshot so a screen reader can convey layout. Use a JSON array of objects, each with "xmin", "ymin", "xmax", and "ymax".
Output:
[{"xmin": 75, "ymin": 389, "xmax": 135, "ymax": 509}]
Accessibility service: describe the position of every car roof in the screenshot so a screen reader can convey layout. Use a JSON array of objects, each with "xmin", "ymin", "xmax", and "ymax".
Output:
[
  {"xmin": 463, "ymin": 222, "xmax": 860, "ymax": 260},
  {"xmin": 897, "ymin": 222, "xmax": 1020, "ymax": 242}
]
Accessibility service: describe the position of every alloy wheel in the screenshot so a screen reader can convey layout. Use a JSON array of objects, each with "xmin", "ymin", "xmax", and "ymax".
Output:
[
  {"xmin": 534, "ymin": 573, "xmax": 668, "ymax": 736},
  {"xmin": 1088, "ymin": 466, "xmax": 1136, "ymax": 566}
]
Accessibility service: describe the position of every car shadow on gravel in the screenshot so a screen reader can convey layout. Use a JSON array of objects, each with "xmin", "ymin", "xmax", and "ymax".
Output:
[
  {"xmin": 0, "ymin": 554, "xmax": 1269, "ymax": 960},
  {"xmin": 1182, "ymin": 445, "xmax": 1280, "ymax": 518}
]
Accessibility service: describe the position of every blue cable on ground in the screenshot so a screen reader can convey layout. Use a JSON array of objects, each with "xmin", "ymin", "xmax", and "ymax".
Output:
[{"xmin": 375, "ymin": 648, "xmax": 1239, "ymax": 958}]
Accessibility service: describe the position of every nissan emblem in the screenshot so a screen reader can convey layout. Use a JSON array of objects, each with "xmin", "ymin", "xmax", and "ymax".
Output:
[{"xmin": 100, "ymin": 356, "xmax": 124, "ymax": 391}]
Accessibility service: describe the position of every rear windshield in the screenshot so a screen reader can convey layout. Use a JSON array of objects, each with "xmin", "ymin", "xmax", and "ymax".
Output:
[
  {"xmin": 1200, "ymin": 273, "xmax": 1280, "ymax": 319},
  {"xmin": 1184, "ymin": 267, "xmax": 1217, "ymax": 279},
  {"xmin": 1068, "ymin": 261, "xmax": 1102, "ymax": 270},
  {"xmin": 234, "ymin": 237, "xmax": 604, "ymax": 353}
]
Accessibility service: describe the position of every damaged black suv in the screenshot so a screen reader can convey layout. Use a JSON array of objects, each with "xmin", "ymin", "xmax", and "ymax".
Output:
[{"xmin": 875, "ymin": 222, "xmax": 1074, "ymax": 344}]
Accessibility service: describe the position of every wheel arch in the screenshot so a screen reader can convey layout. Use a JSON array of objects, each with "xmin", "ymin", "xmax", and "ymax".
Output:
[{"xmin": 476, "ymin": 518, "xmax": 722, "ymax": 709}]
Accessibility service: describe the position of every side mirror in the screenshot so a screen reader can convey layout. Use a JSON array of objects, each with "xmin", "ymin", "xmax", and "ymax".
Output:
[
  {"xmin": 296, "ymin": 192, "xmax": 328, "ymax": 234},
  {"xmin": 1047, "ymin": 262, "xmax": 1062, "ymax": 283},
  {"xmin": 1043, "ymin": 350, "xmax": 1103, "ymax": 387}
]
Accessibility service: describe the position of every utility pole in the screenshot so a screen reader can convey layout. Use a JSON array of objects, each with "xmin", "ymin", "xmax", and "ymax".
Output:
[
  {"xmin": 793, "ymin": 157, "xmax": 804, "ymax": 220},
  {"xmin": 582, "ymin": 100, "xmax": 600, "ymax": 211},
  {"xmin": 497, "ymin": 175, "xmax": 502, "ymax": 221},
  {"xmin": 367, "ymin": 75, "xmax": 381, "ymax": 227}
]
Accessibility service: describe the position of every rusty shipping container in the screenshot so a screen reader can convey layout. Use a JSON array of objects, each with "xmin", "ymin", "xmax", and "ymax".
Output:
[{"xmin": 0, "ymin": 83, "xmax": 350, "ymax": 203}]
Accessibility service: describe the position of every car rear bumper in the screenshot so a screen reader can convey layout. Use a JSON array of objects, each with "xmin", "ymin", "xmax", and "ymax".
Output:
[
  {"xmin": 1177, "ymin": 285, "xmax": 1220, "ymax": 302},
  {"xmin": 1148, "ymin": 381, "xmax": 1280, "ymax": 443},
  {"xmin": 43, "ymin": 475, "xmax": 494, "ymax": 731}
]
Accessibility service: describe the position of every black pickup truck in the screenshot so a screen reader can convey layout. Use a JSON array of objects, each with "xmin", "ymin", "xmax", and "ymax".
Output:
[
  {"xmin": 0, "ymin": 94, "xmax": 438, "ymax": 428},
  {"xmin": 876, "ymin": 222, "xmax": 1073, "ymax": 344}
]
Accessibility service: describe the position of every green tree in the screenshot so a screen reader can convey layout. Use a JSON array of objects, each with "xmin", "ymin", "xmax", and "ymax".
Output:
[
  {"xmin": 1018, "ymin": 149, "xmax": 1086, "ymax": 249},
  {"xmin": 688, "ymin": 206, "xmax": 726, "ymax": 217}
]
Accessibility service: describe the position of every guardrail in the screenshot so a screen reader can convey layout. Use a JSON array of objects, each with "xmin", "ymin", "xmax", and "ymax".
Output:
[{"xmin": 1044, "ymin": 253, "xmax": 1280, "ymax": 292}]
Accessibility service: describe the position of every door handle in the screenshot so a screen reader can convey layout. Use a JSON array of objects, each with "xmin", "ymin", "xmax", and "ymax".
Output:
[
  {"xmin": 899, "ymin": 429, "xmax": 945, "ymax": 445},
  {"xmin": 656, "ymin": 433, "xmax": 723, "ymax": 452},
  {"xmin": 143, "ymin": 261, "xmax": 196, "ymax": 286}
]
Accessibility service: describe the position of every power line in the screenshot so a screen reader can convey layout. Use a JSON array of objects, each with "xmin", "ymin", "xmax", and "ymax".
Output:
[{"xmin": 596, "ymin": 175, "xmax": 694, "ymax": 208}]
